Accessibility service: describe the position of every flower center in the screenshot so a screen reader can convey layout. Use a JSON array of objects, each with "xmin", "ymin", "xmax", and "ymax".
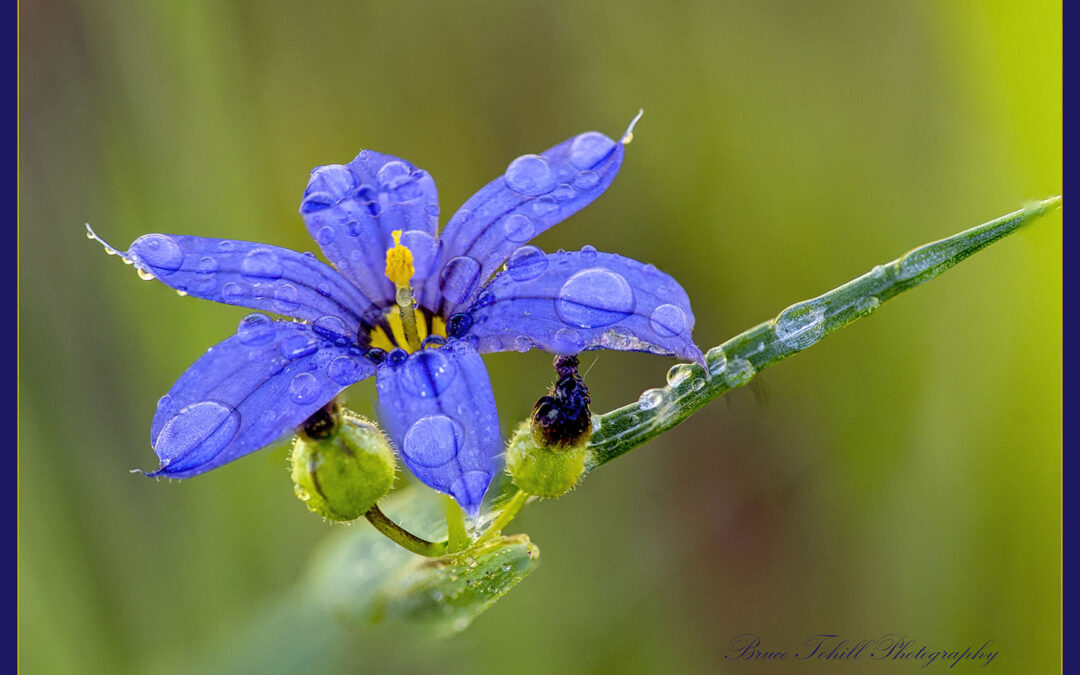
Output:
[{"xmin": 368, "ymin": 230, "xmax": 446, "ymax": 354}]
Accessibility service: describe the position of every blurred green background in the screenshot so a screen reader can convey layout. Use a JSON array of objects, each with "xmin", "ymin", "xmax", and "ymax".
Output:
[{"xmin": 19, "ymin": 1, "xmax": 1060, "ymax": 673}]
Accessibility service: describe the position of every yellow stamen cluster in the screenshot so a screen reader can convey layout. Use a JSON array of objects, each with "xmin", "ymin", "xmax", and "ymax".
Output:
[{"xmin": 384, "ymin": 230, "xmax": 415, "ymax": 287}]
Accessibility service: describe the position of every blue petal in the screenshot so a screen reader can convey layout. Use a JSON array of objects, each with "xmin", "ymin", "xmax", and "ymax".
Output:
[
  {"xmin": 463, "ymin": 247, "xmax": 703, "ymax": 364},
  {"xmin": 125, "ymin": 234, "xmax": 376, "ymax": 334},
  {"xmin": 149, "ymin": 320, "xmax": 374, "ymax": 478},
  {"xmin": 300, "ymin": 150, "xmax": 440, "ymax": 306},
  {"xmin": 374, "ymin": 339, "xmax": 500, "ymax": 515},
  {"xmin": 420, "ymin": 129, "xmax": 625, "ymax": 315}
]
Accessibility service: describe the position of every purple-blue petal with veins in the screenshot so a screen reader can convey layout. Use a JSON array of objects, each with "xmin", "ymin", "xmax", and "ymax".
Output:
[
  {"xmin": 126, "ymin": 234, "xmax": 373, "ymax": 335},
  {"xmin": 463, "ymin": 247, "xmax": 704, "ymax": 365},
  {"xmin": 375, "ymin": 339, "xmax": 500, "ymax": 515},
  {"xmin": 150, "ymin": 320, "xmax": 374, "ymax": 478},
  {"xmin": 300, "ymin": 150, "xmax": 439, "ymax": 306},
  {"xmin": 421, "ymin": 130, "xmax": 625, "ymax": 315}
]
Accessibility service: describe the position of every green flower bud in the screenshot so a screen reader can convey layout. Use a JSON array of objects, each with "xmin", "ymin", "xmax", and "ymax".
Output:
[
  {"xmin": 505, "ymin": 421, "xmax": 587, "ymax": 498},
  {"xmin": 291, "ymin": 414, "xmax": 396, "ymax": 521}
]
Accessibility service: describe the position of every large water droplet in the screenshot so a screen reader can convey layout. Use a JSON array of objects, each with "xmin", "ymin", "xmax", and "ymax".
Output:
[
  {"xmin": 504, "ymin": 154, "xmax": 556, "ymax": 196},
  {"xmin": 236, "ymin": 313, "xmax": 276, "ymax": 346},
  {"xmin": 774, "ymin": 303, "xmax": 825, "ymax": 350},
  {"xmin": 273, "ymin": 284, "xmax": 300, "ymax": 312},
  {"xmin": 439, "ymin": 256, "xmax": 482, "ymax": 306},
  {"xmin": 132, "ymin": 234, "xmax": 183, "ymax": 274},
  {"xmin": 280, "ymin": 333, "xmax": 319, "ymax": 360},
  {"xmin": 705, "ymin": 346, "xmax": 727, "ymax": 376},
  {"xmin": 288, "ymin": 372, "xmax": 322, "ymax": 405},
  {"xmin": 241, "ymin": 248, "xmax": 284, "ymax": 280},
  {"xmin": 402, "ymin": 414, "xmax": 463, "ymax": 467},
  {"xmin": 555, "ymin": 267, "xmax": 635, "ymax": 328},
  {"xmin": 506, "ymin": 246, "xmax": 549, "ymax": 282},
  {"xmin": 327, "ymin": 355, "xmax": 363, "ymax": 385},
  {"xmin": 155, "ymin": 401, "xmax": 240, "ymax": 468},
  {"xmin": 649, "ymin": 303, "xmax": 688, "ymax": 338},
  {"xmin": 569, "ymin": 132, "xmax": 616, "ymax": 169},
  {"xmin": 376, "ymin": 160, "xmax": 411, "ymax": 188},
  {"xmin": 399, "ymin": 349, "xmax": 457, "ymax": 398},
  {"xmin": 502, "ymin": 214, "xmax": 535, "ymax": 243},
  {"xmin": 637, "ymin": 388, "xmax": 666, "ymax": 410},
  {"xmin": 666, "ymin": 363, "xmax": 693, "ymax": 387},
  {"xmin": 312, "ymin": 315, "xmax": 351, "ymax": 345}
]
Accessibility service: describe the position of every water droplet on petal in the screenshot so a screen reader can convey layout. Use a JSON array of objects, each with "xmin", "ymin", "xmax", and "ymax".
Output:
[
  {"xmin": 402, "ymin": 414, "xmax": 463, "ymax": 467},
  {"xmin": 399, "ymin": 230, "xmax": 441, "ymax": 278},
  {"xmin": 637, "ymin": 388, "xmax": 666, "ymax": 410},
  {"xmin": 506, "ymin": 246, "xmax": 549, "ymax": 282},
  {"xmin": 650, "ymin": 303, "xmax": 688, "ymax": 338},
  {"xmin": 312, "ymin": 315, "xmax": 350, "ymax": 345},
  {"xmin": 288, "ymin": 372, "xmax": 322, "ymax": 405},
  {"xmin": 513, "ymin": 336, "xmax": 533, "ymax": 352},
  {"xmin": 504, "ymin": 154, "xmax": 556, "ymax": 196},
  {"xmin": 573, "ymin": 170, "xmax": 601, "ymax": 190},
  {"xmin": 280, "ymin": 333, "xmax": 319, "ymax": 360},
  {"xmin": 502, "ymin": 214, "xmax": 535, "ymax": 243},
  {"xmin": 136, "ymin": 267, "xmax": 155, "ymax": 281},
  {"xmin": 316, "ymin": 226, "xmax": 336, "ymax": 245},
  {"xmin": 155, "ymin": 401, "xmax": 240, "ymax": 468},
  {"xmin": 241, "ymin": 248, "xmax": 284, "ymax": 280},
  {"xmin": 217, "ymin": 240, "xmax": 236, "ymax": 254},
  {"xmin": 376, "ymin": 161, "xmax": 411, "ymax": 188},
  {"xmin": 132, "ymin": 234, "xmax": 183, "ymax": 274},
  {"xmin": 553, "ymin": 327, "xmax": 584, "ymax": 352},
  {"xmin": 399, "ymin": 350, "xmax": 457, "ymax": 398},
  {"xmin": 579, "ymin": 244, "xmax": 598, "ymax": 260},
  {"xmin": 236, "ymin": 313, "xmax": 276, "ymax": 346},
  {"xmin": 196, "ymin": 256, "xmax": 218, "ymax": 274},
  {"xmin": 555, "ymin": 267, "xmax": 635, "ymax": 328},
  {"xmin": 553, "ymin": 183, "xmax": 576, "ymax": 201},
  {"xmin": 387, "ymin": 348, "xmax": 408, "ymax": 367},
  {"xmin": 569, "ymin": 132, "xmax": 616, "ymax": 169},
  {"xmin": 273, "ymin": 284, "xmax": 300, "ymax": 312},
  {"xmin": 439, "ymin": 256, "xmax": 482, "ymax": 306},
  {"xmin": 532, "ymin": 196, "xmax": 559, "ymax": 217},
  {"xmin": 222, "ymin": 282, "xmax": 244, "ymax": 301}
]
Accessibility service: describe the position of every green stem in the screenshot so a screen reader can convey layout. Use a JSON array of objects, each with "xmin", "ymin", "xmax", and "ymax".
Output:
[
  {"xmin": 364, "ymin": 504, "xmax": 448, "ymax": 557},
  {"xmin": 475, "ymin": 489, "xmax": 529, "ymax": 546},
  {"xmin": 443, "ymin": 496, "xmax": 470, "ymax": 553},
  {"xmin": 580, "ymin": 196, "xmax": 1061, "ymax": 471}
]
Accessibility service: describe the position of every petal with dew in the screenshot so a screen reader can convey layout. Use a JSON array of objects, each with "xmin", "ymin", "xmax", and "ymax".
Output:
[
  {"xmin": 422, "ymin": 128, "xmax": 626, "ymax": 315},
  {"xmin": 300, "ymin": 150, "xmax": 440, "ymax": 306},
  {"xmin": 463, "ymin": 247, "xmax": 703, "ymax": 365},
  {"xmin": 375, "ymin": 340, "xmax": 500, "ymax": 515},
  {"xmin": 150, "ymin": 319, "xmax": 374, "ymax": 478},
  {"xmin": 124, "ymin": 233, "xmax": 377, "ymax": 335}
]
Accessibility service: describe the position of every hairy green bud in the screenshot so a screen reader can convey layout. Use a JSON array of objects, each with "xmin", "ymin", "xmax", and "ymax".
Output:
[
  {"xmin": 505, "ymin": 421, "xmax": 587, "ymax": 498},
  {"xmin": 291, "ymin": 414, "xmax": 396, "ymax": 521}
]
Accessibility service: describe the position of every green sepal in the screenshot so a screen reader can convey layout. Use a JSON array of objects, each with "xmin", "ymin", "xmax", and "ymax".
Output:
[
  {"xmin": 369, "ymin": 534, "xmax": 540, "ymax": 636},
  {"xmin": 290, "ymin": 414, "xmax": 396, "ymax": 521}
]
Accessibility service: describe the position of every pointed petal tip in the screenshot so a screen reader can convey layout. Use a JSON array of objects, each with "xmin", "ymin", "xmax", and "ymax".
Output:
[{"xmin": 687, "ymin": 344, "xmax": 707, "ymax": 369}]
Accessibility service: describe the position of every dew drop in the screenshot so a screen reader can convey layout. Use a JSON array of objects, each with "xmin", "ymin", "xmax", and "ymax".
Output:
[
  {"xmin": 155, "ymin": 401, "xmax": 240, "ymax": 468},
  {"xmin": 399, "ymin": 349, "xmax": 457, "ymax": 397},
  {"xmin": 312, "ymin": 315, "xmax": 350, "ymax": 345},
  {"xmin": 572, "ymin": 169, "xmax": 601, "ymax": 190},
  {"xmin": 690, "ymin": 378, "xmax": 705, "ymax": 392},
  {"xmin": 241, "ymin": 248, "xmax": 284, "ymax": 280},
  {"xmin": 555, "ymin": 267, "xmax": 635, "ymax": 328},
  {"xmin": 569, "ymin": 132, "xmax": 616, "ymax": 169},
  {"xmin": 553, "ymin": 183, "xmax": 576, "ymax": 201},
  {"xmin": 217, "ymin": 240, "xmax": 236, "ymax": 254},
  {"xmin": 506, "ymin": 246, "xmax": 549, "ymax": 282},
  {"xmin": 376, "ymin": 160, "xmax": 411, "ymax": 188},
  {"xmin": 531, "ymin": 196, "xmax": 559, "ymax": 217},
  {"xmin": 273, "ymin": 284, "xmax": 300, "ymax": 312},
  {"xmin": 387, "ymin": 348, "xmax": 408, "ymax": 367},
  {"xmin": 553, "ymin": 327, "xmax": 584, "ymax": 352},
  {"xmin": 326, "ymin": 355, "xmax": 362, "ymax": 386},
  {"xmin": 236, "ymin": 313, "xmax": 276, "ymax": 346},
  {"xmin": 316, "ymin": 226, "xmax": 336, "ymax": 245},
  {"xmin": 666, "ymin": 363, "xmax": 693, "ymax": 387},
  {"xmin": 402, "ymin": 414, "xmax": 463, "ymax": 467},
  {"xmin": 447, "ymin": 313, "xmax": 473, "ymax": 338},
  {"xmin": 399, "ymin": 230, "xmax": 441, "ymax": 277},
  {"xmin": 502, "ymin": 214, "xmax": 535, "ymax": 243},
  {"xmin": 855, "ymin": 296, "xmax": 880, "ymax": 315},
  {"xmin": 637, "ymin": 388, "xmax": 666, "ymax": 410},
  {"xmin": 579, "ymin": 244, "xmax": 598, "ymax": 260},
  {"xmin": 136, "ymin": 267, "xmax": 155, "ymax": 281},
  {"xmin": 504, "ymin": 154, "xmax": 556, "ymax": 196},
  {"xmin": 649, "ymin": 303, "xmax": 688, "ymax": 338},
  {"xmin": 196, "ymin": 256, "xmax": 218, "ymax": 274},
  {"xmin": 513, "ymin": 335, "xmax": 533, "ymax": 352},
  {"xmin": 725, "ymin": 357, "xmax": 756, "ymax": 388},
  {"xmin": 705, "ymin": 346, "xmax": 727, "ymax": 376},
  {"xmin": 221, "ymin": 282, "xmax": 244, "ymax": 301},
  {"xmin": 279, "ymin": 333, "xmax": 319, "ymax": 360},
  {"xmin": 288, "ymin": 372, "xmax": 322, "ymax": 405},
  {"xmin": 774, "ymin": 303, "xmax": 825, "ymax": 350},
  {"xmin": 439, "ymin": 256, "xmax": 482, "ymax": 306},
  {"xmin": 131, "ymin": 234, "xmax": 184, "ymax": 274}
]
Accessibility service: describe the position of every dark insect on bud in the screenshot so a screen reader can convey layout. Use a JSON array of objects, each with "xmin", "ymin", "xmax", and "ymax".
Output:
[
  {"xmin": 301, "ymin": 399, "xmax": 341, "ymax": 440},
  {"xmin": 531, "ymin": 355, "xmax": 592, "ymax": 449}
]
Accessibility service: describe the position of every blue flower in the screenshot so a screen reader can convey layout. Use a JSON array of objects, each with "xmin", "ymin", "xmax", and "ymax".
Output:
[{"xmin": 93, "ymin": 117, "xmax": 702, "ymax": 515}]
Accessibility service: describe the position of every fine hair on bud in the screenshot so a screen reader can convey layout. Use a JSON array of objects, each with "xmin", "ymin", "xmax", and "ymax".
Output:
[{"xmin": 291, "ymin": 413, "xmax": 396, "ymax": 521}]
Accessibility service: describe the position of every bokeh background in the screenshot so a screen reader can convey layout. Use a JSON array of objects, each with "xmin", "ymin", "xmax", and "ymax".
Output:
[{"xmin": 19, "ymin": 1, "xmax": 1061, "ymax": 673}]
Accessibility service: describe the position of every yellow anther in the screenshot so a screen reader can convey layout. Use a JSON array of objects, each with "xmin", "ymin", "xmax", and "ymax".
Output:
[{"xmin": 384, "ymin": 230, "xmax": 415, "ymax": 287}]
